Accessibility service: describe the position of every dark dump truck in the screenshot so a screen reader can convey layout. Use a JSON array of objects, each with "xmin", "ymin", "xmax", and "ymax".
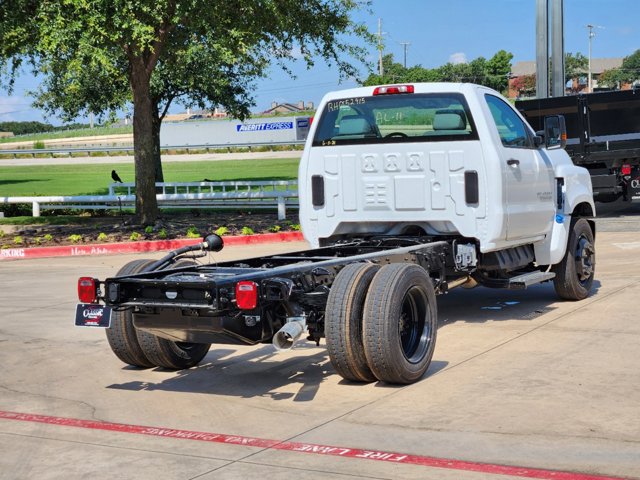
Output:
[
  {"xmin": 75, "ymin": 83, "xmax": 596, "ymax": 385},
  {"xmin": 517, "ymin": 88, "xmax": 640, "ymax": 203}
]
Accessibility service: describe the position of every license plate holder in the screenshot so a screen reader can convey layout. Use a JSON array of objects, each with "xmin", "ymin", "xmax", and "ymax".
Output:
[{"xmin": 75, "ymin": 303, "xmax": 112, "ymax": 328}]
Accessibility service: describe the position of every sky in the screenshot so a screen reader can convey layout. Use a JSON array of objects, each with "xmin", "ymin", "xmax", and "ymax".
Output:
[{"xmin": 1, "ymin": 0, "xmax": 638, "ymax": 125}]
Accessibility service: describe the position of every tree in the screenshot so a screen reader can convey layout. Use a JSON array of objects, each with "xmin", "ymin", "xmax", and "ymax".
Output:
[
  {"xmin": 361, "ymin": 51, "xmax": 513, "ymax": 94},
  {"xmin": 617, "ymin": 49, "xmax": 640, "ymax": 84},
  {"xmin": 1, "ymin": 0, "xmax": 371, "ymax": 224},
  {"xmin": 564, "ymin": 52, "xmax": 588, "ymax": 90},
  {"xmin": 485, "ymin": 50, "xmax": 513, "ymax": 92},
  {"xmin": 511, "ymin": 74, "xmax": 536, "ymax": 97}
]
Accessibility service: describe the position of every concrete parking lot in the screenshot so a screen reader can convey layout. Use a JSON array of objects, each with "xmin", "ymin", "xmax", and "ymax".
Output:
[{"xmin": 1, "ymin": 206, "xmax": 639, "ymax": 480}]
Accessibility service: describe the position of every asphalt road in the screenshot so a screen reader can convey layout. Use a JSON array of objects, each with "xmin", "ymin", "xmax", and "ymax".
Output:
[{"xmin": 1, "ymin": 220, "xmax": 639, "ymax": 480}]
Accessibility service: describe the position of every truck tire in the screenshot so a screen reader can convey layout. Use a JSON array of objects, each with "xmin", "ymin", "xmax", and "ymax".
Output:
[
  {"xmin": 105, "ymin": 259, "xmax": 157, "ymax": 368},
  {"xmin": 325, "ymin": 263, "xmax": 380, "ymax": 382},
  {"xmin": 363, "ymin": 264, "xmax": 437, "ymax": 385},
  {"xmin": 553, "ymin": 218, "xmax": 595, "ymax": 301},
  {"xmin": 135, "ymin": 260, "xmax": 211, "ymax": 369}
]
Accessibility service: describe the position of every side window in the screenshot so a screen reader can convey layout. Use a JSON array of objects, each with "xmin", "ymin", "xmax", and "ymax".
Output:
[{"xmin": 485, "ymin": 95, "xmax": 533, "ymax": 148}]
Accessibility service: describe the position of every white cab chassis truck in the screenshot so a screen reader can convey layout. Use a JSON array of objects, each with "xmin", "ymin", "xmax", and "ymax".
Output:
[{"xmin": 76, "ymin": 83, "xmax": 595, "ymax": 385}]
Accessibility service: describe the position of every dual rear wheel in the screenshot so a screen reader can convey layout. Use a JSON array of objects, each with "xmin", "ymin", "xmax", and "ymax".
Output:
[
  {"xmin": 325, "ymin": 263, "xmax": 437, "ymax": 385},
  {"xmin": 105, "ymin": 259, "xmax": 210, "ymax": 369}
]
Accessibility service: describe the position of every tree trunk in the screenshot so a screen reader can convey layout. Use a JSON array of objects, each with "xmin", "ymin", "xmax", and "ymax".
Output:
[
  {"xmin": 130, "ymin": 61, "xmax": 159, "ymax": 225},
  {"xmin": 151, "ymin": 102, "xmax": 164, "ymax": 182}
]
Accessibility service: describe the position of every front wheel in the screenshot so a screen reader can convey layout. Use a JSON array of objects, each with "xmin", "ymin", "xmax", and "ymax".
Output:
[
  {"xmin": 363, "ymin": 264, "xmax": 437, "ymax": 385},
  {"xmin": 553, "ymin": 218, "xmax": 595, "ymax": 301}
]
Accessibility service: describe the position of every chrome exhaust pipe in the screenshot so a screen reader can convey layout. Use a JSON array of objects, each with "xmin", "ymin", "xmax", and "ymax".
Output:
[
  {"xmin": 447, "ymin": 275, "xmax": 478, "ymax": 290},
  {"xmin": 273, "ymin": 317, "xmax": 306, "ymax": 351}
]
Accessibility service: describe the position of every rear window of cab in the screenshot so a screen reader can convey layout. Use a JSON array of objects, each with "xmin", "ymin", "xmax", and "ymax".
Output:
[{"xmin": 312, "ymin": 92, "xmax": 478, "ymax": 146}]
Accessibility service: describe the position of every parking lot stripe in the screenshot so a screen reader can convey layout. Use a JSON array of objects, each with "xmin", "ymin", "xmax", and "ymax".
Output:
[{"xmin": 0, "ymin": 410, "xmax": 625, "ymax": 480}]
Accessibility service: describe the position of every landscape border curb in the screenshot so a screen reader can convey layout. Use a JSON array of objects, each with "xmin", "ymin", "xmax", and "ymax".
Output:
[{"xmin": 0, "ymin": 231, "xmax": 304, "ymax": 261}]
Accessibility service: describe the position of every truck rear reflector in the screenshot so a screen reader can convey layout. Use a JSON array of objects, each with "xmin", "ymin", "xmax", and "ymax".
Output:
[
  {"xmin": 622, "ymin": 164, "xmax": 632, "ymax": 175},
  {"xmin": 373, "ymin": 85, "xmax": 414, "ymax": 95},
  {"xmin": 236, "ymin": 281, "xmax": 258, "ymax": 310},
  {"xmin": 78, "ymin": 277, "xmax": 98, "ymax": 303}
]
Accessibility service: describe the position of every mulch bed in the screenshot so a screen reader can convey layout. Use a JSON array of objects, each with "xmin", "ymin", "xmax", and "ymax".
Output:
[{"xmin": 0, "ymin": 211, "xmax": 300, "ymax": 249}]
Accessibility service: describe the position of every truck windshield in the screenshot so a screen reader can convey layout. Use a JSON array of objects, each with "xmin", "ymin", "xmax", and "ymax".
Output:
[{"xmin": 312, "ymin": 93, "xmax": 478, "ymax": 146}]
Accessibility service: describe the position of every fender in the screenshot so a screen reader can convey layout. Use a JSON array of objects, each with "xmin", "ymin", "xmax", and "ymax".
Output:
[{"xmin": 534, "ymin": 163, "xmax": 595, "ymax": 266}]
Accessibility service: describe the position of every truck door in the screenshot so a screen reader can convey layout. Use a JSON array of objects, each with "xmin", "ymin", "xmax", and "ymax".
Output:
[{"xmin": 485, "ymin": 94, "xmax": 555, "ymax": 241}]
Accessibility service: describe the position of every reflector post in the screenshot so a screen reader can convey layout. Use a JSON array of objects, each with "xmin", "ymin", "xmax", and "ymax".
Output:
[
  {"xmin": 373, "ymin": 85, "xmax": 414, "ymax": 95},
  {"xmin": 236, "ymin": 281, "xmax": 258, "ymax": 310},
  {"xmin": 78, "ymin": 277, "xmax": 98, "ymax": 303}
]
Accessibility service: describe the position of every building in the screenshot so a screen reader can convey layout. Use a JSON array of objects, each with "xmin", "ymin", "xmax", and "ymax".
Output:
[
  {"xmin": 508, "ymin": 57, "xmax": 624, "ymax": 98},
  {"xmin": 263, "ymin": 100, "xmax": 314, "ymax": 115}
]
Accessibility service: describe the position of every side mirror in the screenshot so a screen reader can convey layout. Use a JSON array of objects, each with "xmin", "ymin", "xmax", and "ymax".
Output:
[{"xmin": 543, "ymin": 115, "xmax": 567, "ymax": 150}]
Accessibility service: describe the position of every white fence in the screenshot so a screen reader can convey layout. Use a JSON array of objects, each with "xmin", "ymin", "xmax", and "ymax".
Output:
[{"xmin": 2, "ymin": 180, "xmax": 299, "ymax": 220}]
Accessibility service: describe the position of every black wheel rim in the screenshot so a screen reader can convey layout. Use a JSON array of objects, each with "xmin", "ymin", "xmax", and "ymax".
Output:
[
  {"xmin": 175, "ymin": 342, "xmax": 196, "ymax": 352},
  {"xmin": 398, "ymin": 286, "xmax": 432, "ymax": 363},
  {"xmin": 574, "ymin": 235, "xmax": 595, "ymax": 285}
]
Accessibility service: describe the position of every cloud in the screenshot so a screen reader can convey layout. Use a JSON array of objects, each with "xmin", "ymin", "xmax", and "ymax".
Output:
[
  {"xmin": 0, "ymin": 96, "xmax": 32, "ymax": 120},
  {"xmin": 616, "ymin": 26, "xmax": 634, "ymax": 36},
  {"xmin": 449, "ymin": 52, "xmax": 468, "ymax": 64}
]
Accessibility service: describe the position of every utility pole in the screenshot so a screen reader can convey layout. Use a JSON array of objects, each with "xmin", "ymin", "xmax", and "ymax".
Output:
[
  {"xmin": 377, "ymin": 18, "xmax": 384, "ymax": 76},
  {"xmin": 399, "ymin": 42, "xmax": 411, "ymax": 68}
]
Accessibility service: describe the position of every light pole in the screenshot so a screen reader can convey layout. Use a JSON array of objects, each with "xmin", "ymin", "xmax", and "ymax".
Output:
[{"xmin": 587, "ymin": 24, "xmax": 595, "ymax": 92}]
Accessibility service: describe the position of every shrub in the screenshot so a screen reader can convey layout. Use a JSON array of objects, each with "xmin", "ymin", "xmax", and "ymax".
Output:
[
  {"xmin": 129, "ymin": 231, "xmax": 141, "ymax": 241},
  {"xmin": 214, "ymin": 226, "xmax": 229, "ymax": 236},
  {"xmin": 290, "ymin": 224, "xmax": 301, "ymax": 231},
  {"xmin": 33, "ymin": 140, "xmax": 46, "ymax": 149},
  {"xmin": 43, "ymin": 233, "xmax": 53, "ymax": 242},
  {"xmin": 241, "ymin": 226, "xmax": 254, "ymax": 235},
  {"xmin": 97, "ymin": 232, "xmax": 108, "ymax": 242},
  {"xmin": 13, "ymin": 236, "xmax": 23, "ymax": 245},
  {"xmin": 268, "ymin": 225, "xmax": 281, "ymax": 233},
  {"xmin": 0, "ymin": 230, "xmax": 5, "ymax": 238},
  {"xmin": 144, "ymin": 225, "xmax": 154, "ymax": 234},
  {"xmin": 157, "ymin": 228, "xmax": 167, "ymax": 239},
  {"xmin": 186, "ymin": 225, "xmax": 200, "ymax": 238},
  {"xmin": 67, "ymin": 234, "xmax": 82, "ymax": 243}
]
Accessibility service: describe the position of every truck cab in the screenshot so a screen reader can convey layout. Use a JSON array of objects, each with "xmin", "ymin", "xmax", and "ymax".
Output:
[{"xmin": 299, "ymin": 83, "xmax": 594, "ymax": 265}]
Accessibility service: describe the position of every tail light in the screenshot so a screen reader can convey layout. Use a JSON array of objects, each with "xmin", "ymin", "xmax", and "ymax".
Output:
[
  {"xmin": 78, "ymin": 277, "xmax": 98, "ymax": 303},
  {"xmin": 236, "ymin": 281, "xmax": 258, "ymax": 310},
  {"xmin": 373, "ymin": 85, "xmax": 414, "ymax": 95},
  {"xmin": 621, "ymin": 164, "xmax": 632, "ymax": 175}
]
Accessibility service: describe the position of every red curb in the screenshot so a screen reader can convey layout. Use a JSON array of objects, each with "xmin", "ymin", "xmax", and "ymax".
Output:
[{"xmin": 0, "ymin": 231, "xmax": 304, "ymax": 261}]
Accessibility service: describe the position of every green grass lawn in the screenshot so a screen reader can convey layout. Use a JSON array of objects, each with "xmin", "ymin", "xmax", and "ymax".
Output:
[
  {"xmin": 0, "ymin": 158, "xmax": 300, "ymax": 197},
  {"xmin": 0, "ymin": 125, "xmax": 134, "ymax": 144}
]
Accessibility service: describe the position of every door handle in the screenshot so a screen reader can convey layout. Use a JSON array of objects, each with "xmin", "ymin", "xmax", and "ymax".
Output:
[{"xmin": 507, "ymin": 159, "xmax": 520, "ymax": 166}]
